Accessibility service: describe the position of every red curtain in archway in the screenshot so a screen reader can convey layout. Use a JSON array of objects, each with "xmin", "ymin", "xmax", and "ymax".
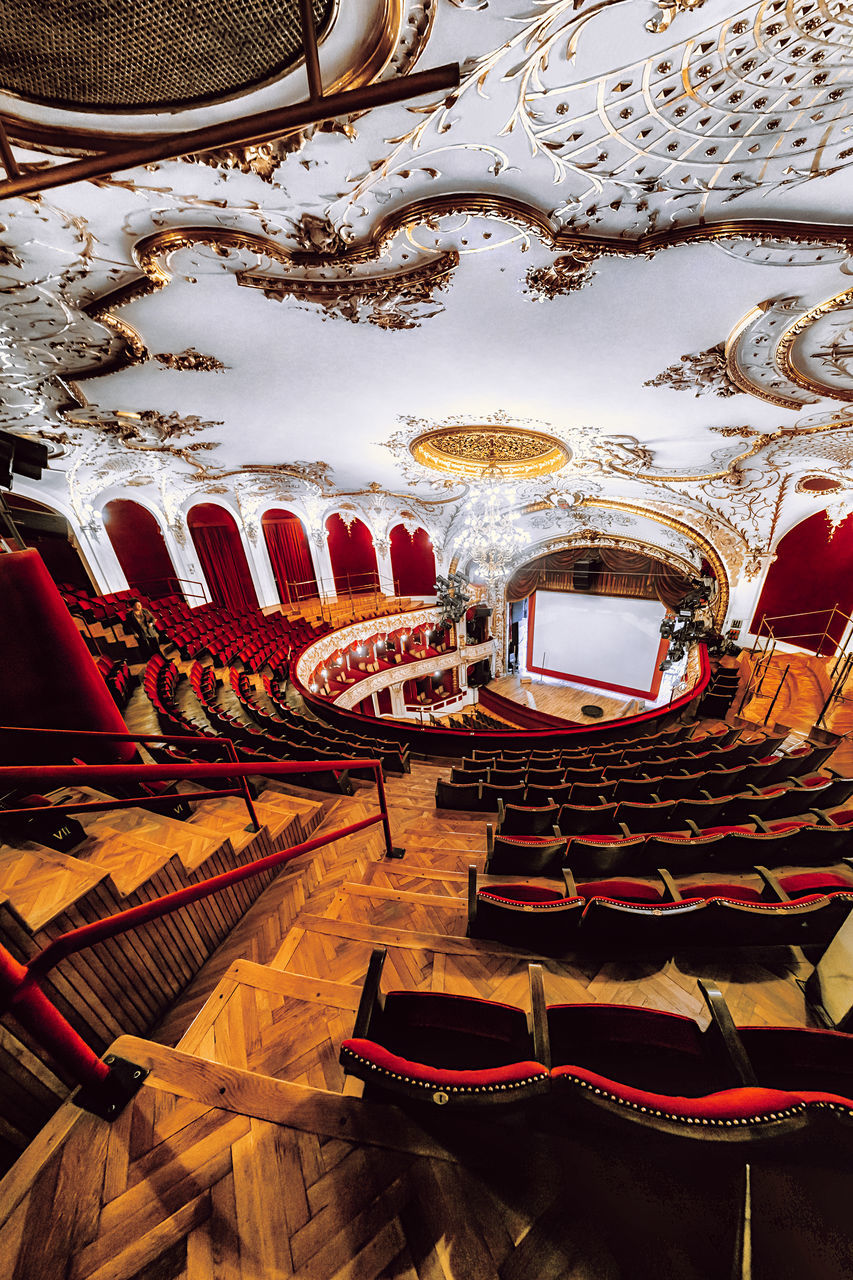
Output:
[
  {"xmin": 389, "ymin": 524, "xmax": 436, "ymax": 596},
  {"xmin": 325, "ymin": 513, "xmax": 379, "ymax": 594},
  {"xmin": 103, "ymin": 499, "xmax": 178, "ymax": 598},
  {"xmin": 187, "ymin": 503, "xmax": 258, "ymax": 613},
  {"xmin": 751, "ymin": 509, "xmax": 853, "ymax": 654},
  {"xmin": 262, "ymin": 509, "xmax": 318, "ymax": 603}
]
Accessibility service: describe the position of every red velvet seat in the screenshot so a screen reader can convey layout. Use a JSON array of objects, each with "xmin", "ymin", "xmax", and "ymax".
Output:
[
  {"xmin": 485, "ymin": 831, "xmax": 568, "ymax": 876},
  {"xmin": 499, "ymin": 801, "xmax": 560, "ymax": 837},
  {"xmin": 548, "ymin": 1001, "xmax": 853, "ymax": 1140},
  {"xmin": 340, "ymin": 947, "xmax": 549, "ymax": 1107}
]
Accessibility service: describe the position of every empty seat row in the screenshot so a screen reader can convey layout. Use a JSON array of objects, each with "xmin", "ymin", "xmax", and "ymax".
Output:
[
  {"xmin": 468, "ymin": 864, "xmax": 853, "ymax": 951},
  {"xmin": 340, "ymin": 948, "xmax": 853, "ymax": 1145},
  {"xmin": 484, "ymin": 809, "xmax": 853, "ymax": 876},
  {"xmin": 437, "ymin": 744, "xmax": 838, "ymax": 815}
]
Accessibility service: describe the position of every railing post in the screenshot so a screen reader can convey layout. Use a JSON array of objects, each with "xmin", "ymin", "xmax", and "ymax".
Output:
[
  {"xmin": 374, "ymin": 764, "xmax": 404, "ymax": 859},
  {"xmin": 224, "ymin": 738, "xmax": 261, "ymax": 831},
  {"xmin": 762, "ymin": 664, "xmax": 790, "ymax": 727},
  {"xmin": 0, "ymin": 942, "xmax": 147, "ymax": 1119}
]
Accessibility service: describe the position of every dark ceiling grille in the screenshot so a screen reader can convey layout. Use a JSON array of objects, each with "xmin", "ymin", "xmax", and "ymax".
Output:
[{"xmin": 0, "ymin": 0, "xmax": 334, "ymax": 111}]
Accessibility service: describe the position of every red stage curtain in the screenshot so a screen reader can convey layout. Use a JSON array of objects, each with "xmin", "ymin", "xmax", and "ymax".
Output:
[
  {"xmin": 751, "ymin": 509, "xmax": 853, "ymax": 655},
  {"xmin": 655, "ymin": 563, "xmax": 692, "ymax": 610},
  {"xmin": 103, "ymin": 499, "xmax": 178, "ymax": 598},
  {"xmin": 506, "ymin": 548, "xmax": 585, "ymax": 601},
  {"xmin": 187, "ymin": 504, "xmax": 258, "ymax": 613},
  {"xmin": 390, "ymin": 524, "xmax": 436, "ymax": 596},
  {"xmin": 326, "ymin": 513, "xmax": 379, "ymax": 594},
  {"xmin": 262, "ymin": 510, "xmax": 317, "ymax": 603}
]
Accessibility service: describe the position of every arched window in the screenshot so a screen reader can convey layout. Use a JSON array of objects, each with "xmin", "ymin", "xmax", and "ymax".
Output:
[
  {"xmin": 389, "ymin": 524, "xmax": 436, "ymax": 596},
  {"xmin": 751, "ymin": 509, "xmax": 853, "ymax": 655},
  {"xmin": 261, "ymin": 508, "xmax": 318, "ymax": 603},
  {"xmin": 103, "ymin": 499, "xmax": 177, "ymax": 598},
  {"xmin": 325, "ymin": 513, "xmax": 379, "ymax": 595},
  {"xmin": 187, "ymin": 503, "xmax": 258, "ymax": 613}
]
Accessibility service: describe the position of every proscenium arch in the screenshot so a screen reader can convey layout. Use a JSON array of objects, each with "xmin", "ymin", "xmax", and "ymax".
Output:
[
  {"xmin": 578, "ymin": 501, "xmax": 730, "ymax": 625},
  {"xmin": 503, "ymin": 535, "xmax": 701, "ymax": 591}
]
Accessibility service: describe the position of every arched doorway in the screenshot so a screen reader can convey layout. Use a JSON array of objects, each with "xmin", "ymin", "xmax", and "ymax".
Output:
[
  {"xmin": 325, "ymin": 513, "xmax": 379, "ymax": 596},
  {"xmin": 389, "ymin": 524, "xmax": 436, "ymax": 596},
  {"xmin": 261, "ymin": 509, "xmax": 318, "ymax": 603},
  {"xmin": 751, "ymin": 509, "xmax": 853, "ymax": 655},
  {"xmin": 103, "ymin": 499, "xmax": 178, "ymax": 598},
  {"xmin": 3, "ymin": 493, "xmax": 92, "ymax": 592},
  {"xmin": 187, "ymin": 503, "xmax": 258, "ymax": 613}
]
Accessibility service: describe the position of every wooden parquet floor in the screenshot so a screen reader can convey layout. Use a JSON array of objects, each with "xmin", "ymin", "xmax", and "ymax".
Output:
[{"xmin": 2, "ymin": 730, "xmax": 852, "ymax": 1277}]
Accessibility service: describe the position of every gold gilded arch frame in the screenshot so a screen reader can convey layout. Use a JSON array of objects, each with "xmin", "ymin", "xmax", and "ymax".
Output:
[{"xmin": 579, "ymin": 500, "xmax": 729, "ymax": 624}]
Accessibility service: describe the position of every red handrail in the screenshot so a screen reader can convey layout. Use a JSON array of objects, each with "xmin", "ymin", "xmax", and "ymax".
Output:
[
  {"xmin": 0, "ymin": 751, "xmax": 398, "ymax": 1101},
  {"xmin": 0, "ymin": 723, "xmax": 261, "ymax": 828}
]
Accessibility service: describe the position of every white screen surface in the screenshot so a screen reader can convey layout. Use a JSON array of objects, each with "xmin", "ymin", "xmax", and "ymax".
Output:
[{"xmin": 528, "ymin": 591, "xmax": 667, "ymax": 697}]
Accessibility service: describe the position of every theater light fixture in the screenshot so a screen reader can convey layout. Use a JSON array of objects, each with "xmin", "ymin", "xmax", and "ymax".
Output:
[{"xmin": 455, "ymin": 459, "xmax": 530, "ymax": 587}]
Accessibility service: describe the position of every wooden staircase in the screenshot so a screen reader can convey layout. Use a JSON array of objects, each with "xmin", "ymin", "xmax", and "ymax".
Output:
[
  {"xmin": 0, "ymin": 783, "xmax": 329, "ymax": 1168},
  {"xmin": 1, "ymin": 760, "xmax": 853, "ymax": 1276}
]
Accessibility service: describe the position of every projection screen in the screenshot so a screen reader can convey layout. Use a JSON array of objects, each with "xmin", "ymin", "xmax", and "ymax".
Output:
[{"xmin": 526, "ymin": 590, "xmax": 669, "ymax": 698}]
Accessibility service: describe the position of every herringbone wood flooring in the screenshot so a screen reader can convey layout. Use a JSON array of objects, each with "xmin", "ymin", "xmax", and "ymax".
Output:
[{"xmin": 1, "ymin": 743, "xmax": 851, "ymax": 1277}]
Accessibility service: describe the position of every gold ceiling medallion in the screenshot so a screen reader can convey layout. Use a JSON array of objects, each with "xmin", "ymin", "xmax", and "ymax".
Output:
[{"xmin": 410, "ymin": 426, "xmax": 570, "ymax": 480}]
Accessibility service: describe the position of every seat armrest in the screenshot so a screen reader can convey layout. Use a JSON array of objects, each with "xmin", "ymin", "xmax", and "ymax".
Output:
[
  {"xmin": 552, "ymin": 824, "xmax": 562, "ymax": 839},
  {"xmin": 685, "ymin": 819, "xmax": 701, "ymax": 837},
  {"xmin": 698, "ymin": 979, "xmax": 757, "ymax": 1087},
  {"xmin": 809, "ymin": 808, "xmax": 832, "ymax": 826},
  {"xmin": 657, "ymin": 868, "xmax": 682, "ymax": 902},
  {"xmin": 497, "ymin": 798, "xmax": 505, "ymax": 826},
  {"xmin": 528, "ymin": 964, "xmax": 550, "ymax": 1069},
  {"xmin": 352, "ymin": 947, "xmax": 387, "ymax": 1040},
  {"xmin": 754, "ymin": 865, "xmax": 789, "ymax": 901},
  {"xmin": 467, "ymin": 864, "xmax": 478, "ymax": 932},
  {"xmin": 562, "ymin": 867, "xmax": 577, "ymax": 897},
  {"xmin": 752, "ymin": 816, "xmax": 770, "ymax": 833}
]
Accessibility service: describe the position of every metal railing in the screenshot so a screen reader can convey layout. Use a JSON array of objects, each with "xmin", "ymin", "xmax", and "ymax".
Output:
[
  {"xmin": 0, "ymin": 747, "xmax": 399, "ymax": 1114},
  {"xmin": 0, "ymin": 723, "xmax": 263, "ymax": 829}
]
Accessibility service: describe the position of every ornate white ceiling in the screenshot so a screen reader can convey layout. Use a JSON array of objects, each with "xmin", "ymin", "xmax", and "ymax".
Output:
[{"xmin": 3, "ymin": 0, "xmax": 853, "ymax": 600}]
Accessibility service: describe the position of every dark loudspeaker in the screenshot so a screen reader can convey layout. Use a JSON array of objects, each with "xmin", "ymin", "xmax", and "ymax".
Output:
[
  {"xmin": 573, "ymin": 560, "xmax": 593, "ymax": 592},
  {"xmin": 473, "ymin": 604, "xmax": 492, "ymax": 618}
]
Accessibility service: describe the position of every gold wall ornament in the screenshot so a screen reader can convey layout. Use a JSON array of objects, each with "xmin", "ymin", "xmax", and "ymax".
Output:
[
  {"xmin": 239, "ymin": 252, "xmax": 458, "ymax": 330},
  {"xmin": 578, "ymin": 498, "xmax": 729, "ymax": 624},
  {"xmin": 643, "ymin": 344, "xmax": 741, "ymax": 398},
  {"xmin": 153, "ymin": 348, "xmax": 227, "ymax": 372},
  {"xmin": 724, "ymin": 299, "xmax": 816, "ymax": 409},
  {"xmin": 797, "ymin": 475, "xmax": 844, "ymax": 495},
  {"xmin": 70, "ymin": 209, "xmax": 853, "ymax": 387},
  {"xmin": 410, "ymin": 425, "xmax": 571, "ymax": 480}
]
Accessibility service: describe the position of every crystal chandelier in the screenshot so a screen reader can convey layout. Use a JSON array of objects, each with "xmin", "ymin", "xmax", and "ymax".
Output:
[{"xmin": 455, "ymin": 461, "xmax": 530, "ymax": 586}]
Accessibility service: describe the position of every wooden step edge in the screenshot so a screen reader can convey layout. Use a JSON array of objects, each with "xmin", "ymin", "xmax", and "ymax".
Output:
[
  {"xmin": 106, "ymin": 1035, "xmax": 474, "ymax": 1163},
  {"xmin": 341, "ymin": 882, "xmax": 466, "ymax": 910},
  {"xmin": 176, "ymin": 959, "xmax": 363, "ymax": 1054},
  {"xmin": 290, "ymin": 912, "xmax": 545, "ymax": 959}
]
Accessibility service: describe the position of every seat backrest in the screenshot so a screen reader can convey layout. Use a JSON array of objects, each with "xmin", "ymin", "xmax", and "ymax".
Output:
[{"xmin": 500, "ymin": 802, "xmax": 560, "ymax": 836}]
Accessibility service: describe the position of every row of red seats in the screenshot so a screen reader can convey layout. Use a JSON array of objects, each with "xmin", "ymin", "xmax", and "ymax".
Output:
[
  {"xmin": 484, "ymin": 807, "xmax": 853, "ymax": 876},
  {"xmin": 438, "ymin": 740, "xmax": 834, "ymax": 816},
  {"xmin": 468, "ymin": 864, "xmax": 853, "ymax": 951},
  {"xmin": 340, "ymin": 947, "xmax": 853, "ymax": 1145}
]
